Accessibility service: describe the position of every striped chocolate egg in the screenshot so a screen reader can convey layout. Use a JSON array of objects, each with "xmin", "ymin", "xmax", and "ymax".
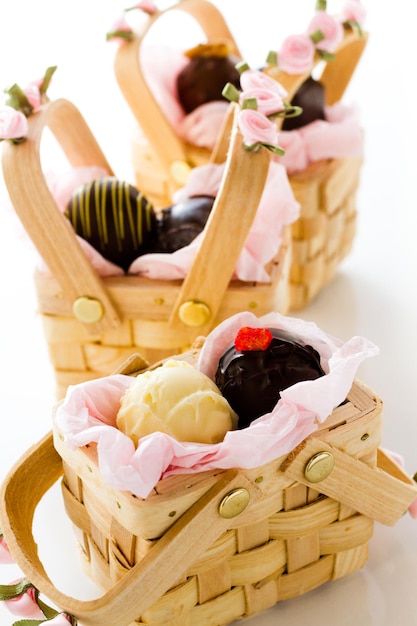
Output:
[{"xmin": 65, "ymin": 177, "xmax": 158, "ymax": 271}]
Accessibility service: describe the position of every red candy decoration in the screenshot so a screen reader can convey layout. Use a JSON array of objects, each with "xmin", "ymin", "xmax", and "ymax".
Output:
[{"xmin": 234, "ymin": 327, "xmax": 273, "ymax": 351}]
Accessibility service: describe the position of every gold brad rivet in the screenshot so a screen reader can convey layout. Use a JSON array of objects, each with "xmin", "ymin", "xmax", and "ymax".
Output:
[
  {"xmin": 361, "ymin": 433, "xmax": 369, "ymax": 441},
  {"xmin": 73, "ymin": 296, "xmax": 104, "ymax": 324},
  {"xmin": 304, "ymin": 451, "xmax": 335, "ymax": 483},
  {"xmin": 170, "ymin": 160, "xmax": 192, "ymax": 186},
  {"xmin": 219, "ymin": 488, "xmax": 250, "ymax": 519},
  {"xmin": 178, "ymin": 300, "xmax": 211, "ymax": 327}
]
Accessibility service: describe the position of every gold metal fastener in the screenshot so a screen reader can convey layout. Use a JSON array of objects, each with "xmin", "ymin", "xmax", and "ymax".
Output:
[
  {"xmin": 304, "ymin": 451, "xmax": 335, "ymax": 483},
  {"xmin": 170, "ymin": 160, "xmax": 192, "ymax": 186},
  {"xmin": 178, "ymin": 300, "xmax": 211, "ymax": 327},
  {"xmin": 73, "ymin": 296, "xmax": 104, "ymax": 324},
  {"xmin": 219, "ymin": 488, "xmax": 250, "ymax": 519}
]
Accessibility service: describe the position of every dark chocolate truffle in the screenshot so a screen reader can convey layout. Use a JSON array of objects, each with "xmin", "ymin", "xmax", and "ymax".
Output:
[
  {"xmin": 215, "ymin": 327, "xmax": 325, "ymax": 429},
  {"xmin": 157, "ymin": 195, "xmax": 215, "ymax": 253},
  {"xmin": 282, "ymin": 76, "xmax": 326, "ymax": 131},
  {"xmin": 176, "ymin": 43, "xmax": 241, "ymax": 114},
  {"xmin": 65, "ymin": 177, "xmax": 158, "ymax": 271}
]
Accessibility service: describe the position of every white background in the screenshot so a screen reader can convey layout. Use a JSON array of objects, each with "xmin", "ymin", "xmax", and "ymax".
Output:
[{"xmin": 0, "ymin": 1, "xmax": 417, "ymax": 624}]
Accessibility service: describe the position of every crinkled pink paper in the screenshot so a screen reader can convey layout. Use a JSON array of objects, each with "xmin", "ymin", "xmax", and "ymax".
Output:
[
  {"xmin": 55, "ymin": 311, "xmax": 379, "ymax": 498},
  {"xmin": 129, "ymin": 159, "xmax": 299, "ymax": 282}
]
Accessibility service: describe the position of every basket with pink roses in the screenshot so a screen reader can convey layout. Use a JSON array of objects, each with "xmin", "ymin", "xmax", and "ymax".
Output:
[{"xmin": 111, "ymin": 0, "xmax": 368, "ymax": 309}]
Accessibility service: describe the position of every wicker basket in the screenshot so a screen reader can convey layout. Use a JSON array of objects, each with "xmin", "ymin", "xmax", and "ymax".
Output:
[
  {"xmin": 1, "ymin": 98, "xmax": 291, "ymax": 399},
  {"xmin": 114, "ymin": 0, "xmax": 368, "ymax": 309},
  {"xmin": 0, "ymin": 349, "xmax": 416, "ymax": 626}
]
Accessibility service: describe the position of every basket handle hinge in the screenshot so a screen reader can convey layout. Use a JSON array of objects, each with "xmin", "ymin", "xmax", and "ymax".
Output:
[{"xmin": 281, "ymin": 437, "xmax": 417, "ymax": 526}]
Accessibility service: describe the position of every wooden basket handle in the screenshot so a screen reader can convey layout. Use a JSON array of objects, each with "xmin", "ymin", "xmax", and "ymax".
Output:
[
  {"xmin": 168, "ymin": 102, "xmax": 271, "ymax": 336},
  {"xmin": 1, "ymin": 430, "xmax": 415, "ymax": 623},
  {"xmin": 114, "ymin": 0, "xmax": 242, "ymax": 173},
  {"xmin": 1, "ymin": 98, "xmax": 122, "ymax": 334},
  {"xmin": 0, "ymin": 431, "xmax": 262, "ymax": 626},
  {"xmin": 282, "ymin": 436, "xmax": 417, "ymax": 526}
]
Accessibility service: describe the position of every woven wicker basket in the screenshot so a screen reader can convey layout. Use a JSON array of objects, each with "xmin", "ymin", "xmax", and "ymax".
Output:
[
  {"xmin": 114, "ymin": 0, "xmax": 368, "ymax": 309},
  {"xmin": 0, "ymin": 349, "xmax": 416, "ymax": 626},
  {"xmin": 1, "ymin": 98, "xmax": 291, "ymax": 399}
]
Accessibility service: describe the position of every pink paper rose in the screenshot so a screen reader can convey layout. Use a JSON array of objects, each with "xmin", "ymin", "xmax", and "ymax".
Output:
[
  {"xmin": 308, "ymin": 11, "xmax": 344, "ymax": 53},
  {"xmin": 237, "ymin": 108, "xmax": 278, "ymax": 148},
  {"xmin": 3, "ymin": 579, "xmax": 45, "ymax": 619},
  {"xmin": 240, "ymin": 69, "xmax": 288, "ymax": 98},
  {"xmin": 341, "ymin": 0, "xmax": 366, "ymax": 25},
  {"xmin": 23, "ymin": 83, "xmax": 42, "ymax": 111},
  {"xmin": 0, "ymin": 105, "xmax": 28, "ymax": 141},
  {"xmin": 278, "ymin": 33, "xmax": 315, "ymax": 74},
  {"xmin": 107, "ymin": 15, "xmax": 133, "ymax": 42},
  {"xmin": 239, "ymin": 87, "xmax": 285, "ymax": 117}
]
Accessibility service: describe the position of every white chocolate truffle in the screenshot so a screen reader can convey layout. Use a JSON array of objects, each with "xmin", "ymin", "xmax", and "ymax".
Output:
[{"xmin": 117, "ymin": 360, "xmax": 238, "ymax": 445}]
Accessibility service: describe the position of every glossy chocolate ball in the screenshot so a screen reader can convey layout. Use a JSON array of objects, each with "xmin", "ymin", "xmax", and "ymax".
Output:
[
  {"xmin": 177, "ymin": 54, "xmax": 241, "ymax": 114},
  {"xmin": 157, "ymin": 195, "xmax": 215, "ymax": 253},
  {"xmin": 282, "ymin": 77, "xmax": 326, "ymax": 131},
  {"xmin": 215, "ymin": 327, "xmax": 325, "ymax": 429},
  {"xmin": 65, "ymin": 177, "xmax": 158, "ymax": 271}
]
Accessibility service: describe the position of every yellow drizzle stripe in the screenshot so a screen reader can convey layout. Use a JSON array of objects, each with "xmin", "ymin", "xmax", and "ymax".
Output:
[
  {"xmin": 93, "ymin": 180, "xmax": 103, "ymax": 249},
  {"xmin": 101, "ymin": 179, "xmax": 109, "ymax": 246},
  {"xmin": 111, "ymin": 179, "xmax": 122, "ymax": 252},
  {"xmin": 124, "ymin": 183, "xmax": 137, "ymax": 249},
  {"xmin": 119, "ymin": 182, "xmax": 125, "ymax": 241},
  {"xmin": 136, "ymin": 192, "xmax": 144, "ymax": 244}
]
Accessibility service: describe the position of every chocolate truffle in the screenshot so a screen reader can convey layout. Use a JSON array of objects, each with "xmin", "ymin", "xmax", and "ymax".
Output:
[
  {"xmin": 176, "ymin": 42, "xmax": 241, "ymax": 114},
  {"xmin": 215, "ymin": 327, "xmax": 325, "ymax": 429},
  {"xmin": 282, "ymin": 76, "xmax": 326, "ymax": 131},
  {"xmin": 157, "ymin": 195, "xmax": 215, "ymax": 253},
  {"xmin": 65, "ymin": 177, "xmax": 158, "ymax": 271}
]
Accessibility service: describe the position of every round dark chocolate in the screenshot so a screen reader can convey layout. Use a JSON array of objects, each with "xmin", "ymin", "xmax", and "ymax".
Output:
[
  {"xmin": 282, "ymin": 77, "xmax": 326, "ymax": 131},
  {"xmin": 215, "ymin": 328, "xmax": 325, "ymax": 429},
  {"xmin": 65, "ymin": 177, "xmax": 158, "ymax": 271},
  {"xmin": 176, "ymin": 55, "xmax": 241, "ymax": 114},
  {"xmin": 156, "ymin": 195, "xmax": 215, "ymax": 253}
]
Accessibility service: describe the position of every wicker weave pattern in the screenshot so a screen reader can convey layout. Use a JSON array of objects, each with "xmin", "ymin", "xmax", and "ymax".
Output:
[
  {"xmin": 288, "ymin": 157, "xmax": 362, "ymax": 309},
  {"xmin": 56, "ymin": 379, "xmax": 382, "ymax": 625}
]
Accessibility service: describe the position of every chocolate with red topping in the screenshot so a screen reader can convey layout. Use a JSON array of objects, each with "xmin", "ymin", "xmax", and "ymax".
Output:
[{"xmin": 215, "ymin": 327, "xmax": 325, "ymax": 429}]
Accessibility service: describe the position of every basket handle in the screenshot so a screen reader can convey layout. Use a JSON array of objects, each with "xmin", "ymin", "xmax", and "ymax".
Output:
[
  {"xmin": 167, "ymin": 102, "xmax": 270, "ymax": 335},
  {"xmin": 114, "ymin": 0, "xmax": 241, "ymax": 173},
  {"xmin": 0, "ymin": 432, "xmax": 262, "ymax": 626},
  {"xmin": 1, "ymin": 98, "xmax": 122, "ymax": 334},
  {"xmin": 281, "ymin": 436, "xmax": 417, "ymax": 526}
]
